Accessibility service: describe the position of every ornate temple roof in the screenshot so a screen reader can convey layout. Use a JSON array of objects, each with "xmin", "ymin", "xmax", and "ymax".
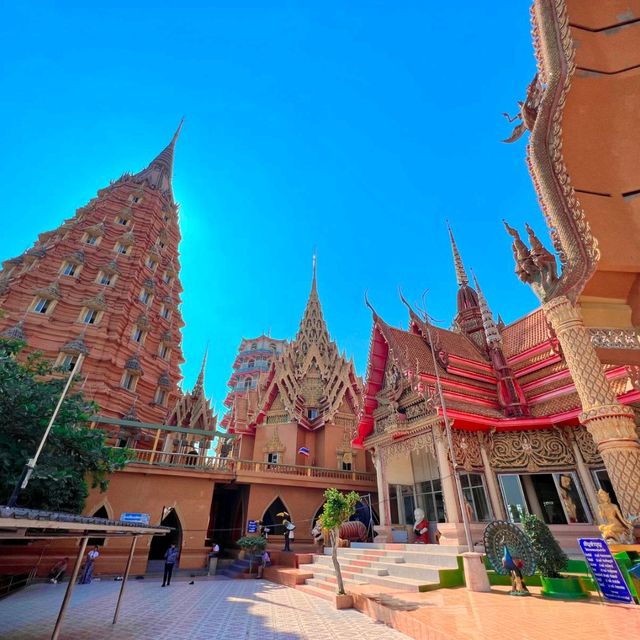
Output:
[{"xmin": 248, "ymin": 265, "xmax": 362, "ymax": 431}]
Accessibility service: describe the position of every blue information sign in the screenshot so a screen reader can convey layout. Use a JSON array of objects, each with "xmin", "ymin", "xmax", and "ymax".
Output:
[
  {"xmin": 120, "ymin": 512, "xmax": 150, "ymax": 525},
  {"xmin": 578, "ymin": 538, "xmax": 634, "ymax": 604},
  {"xmin": 247, "ymin": 520, "xmax": 258, "ymax": 534}
]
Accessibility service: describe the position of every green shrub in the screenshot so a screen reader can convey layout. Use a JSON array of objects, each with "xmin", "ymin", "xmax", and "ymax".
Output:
[{"xmin": 522, "ymin": 514, "xmax": 568, "ymax": 578}]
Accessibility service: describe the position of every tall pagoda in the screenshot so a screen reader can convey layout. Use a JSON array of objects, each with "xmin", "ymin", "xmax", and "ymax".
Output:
[{"xmin": 0, "ymin": 124, "xmax": 186, "ymax": 430}]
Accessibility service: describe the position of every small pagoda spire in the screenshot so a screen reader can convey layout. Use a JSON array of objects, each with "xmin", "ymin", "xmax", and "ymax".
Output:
[
  {"xmin": 193, "ymin": 345, "xmax": 208, "ymax": 396},
  {"xmin": 472, "ymin": 272, "xmax": 502, "ymax": 346},
  {"xmin": 447, "ymin": 222, "xmax": 469, "ymax": 287},
  {"xmin": 132, "ymin": 119, "xmax": 184, "ymax": 199},
  {"xmin": 311, "ymin": 251, "xmax": 317, "ymax": 294}
]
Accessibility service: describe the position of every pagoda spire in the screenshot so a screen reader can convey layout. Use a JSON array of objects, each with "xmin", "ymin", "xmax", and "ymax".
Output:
[
  {"xmin": 447, "ymin": 222, "xmax": 469, "ymax": 287},
  {"xmin": 132, "ymin": 119, "xmax": 184, "ymax": 199},
  {"xmin": 472, "ymin": 272, "xmax": 502, "ymax": 346},
  {"xmin": 292, "ymin": 258, "xmax": 332, "ymax": 364},
  {"xmin": 192, "ymin": 344, "xmax": 208, "ymax": 396}
]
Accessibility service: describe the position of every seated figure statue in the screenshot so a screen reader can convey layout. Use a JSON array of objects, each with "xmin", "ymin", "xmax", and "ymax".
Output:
[
  {"xmin": 413, "ymin": 508, "xmax": 429, "ymax": 544},
  {"xmin": 598, "ymin": 489, "xmax": 634, "ymax": 545}
]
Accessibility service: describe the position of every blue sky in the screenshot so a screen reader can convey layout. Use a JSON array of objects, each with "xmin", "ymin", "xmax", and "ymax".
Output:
[{"xmin": 1, "ymin": 2, "xmax": 541, "ymax": 412}]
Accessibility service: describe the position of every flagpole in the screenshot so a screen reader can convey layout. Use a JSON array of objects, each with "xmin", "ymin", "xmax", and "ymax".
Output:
[
  {"xmin": 8, "ymin": 353, "xmax": 85, "ymax": 507},
  {"xmin": 421, "ymin": 304, "xmax": 474, "ymax": 553}
]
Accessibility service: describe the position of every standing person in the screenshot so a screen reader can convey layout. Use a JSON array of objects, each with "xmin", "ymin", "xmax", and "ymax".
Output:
[
  {"xmin": 162, "ymin": 543, "xmax": 179, "ymax": 587},
  {"xmin": 257, "ymin": 550, "xmax": 270, "ymax": 579},
  {"xmin": 282, "ymin": 519, "xmax": 295, "ymax": 552},
  {"xmin": 79, "ymin": 546, "xmax": 100, "ymax": 584}
]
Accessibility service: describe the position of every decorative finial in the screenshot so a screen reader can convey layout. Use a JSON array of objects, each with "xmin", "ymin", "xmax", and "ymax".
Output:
[
  {"xmin": 311, "ymin": 250, "xmax": 317, "ymax": 293},
  {"xmin": 194, "ymin": 344, "xmax": 208, "ymax": 394},
  {"xmin": 446, "ymin": 221, "xmax": 469, "ymax": 287},
  {"xmin": 472, "ymin": 271, "xmax": 502, "ymax": 346}
]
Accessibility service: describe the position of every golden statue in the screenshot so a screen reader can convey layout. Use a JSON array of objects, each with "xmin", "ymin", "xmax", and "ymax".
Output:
[
  {"xmin": 558, "ymin": 474, "xmax": 578, "ymax": 523},
  {"xmin": 597, "ymin": 489, "xmax": 633, "ymax": 545}
]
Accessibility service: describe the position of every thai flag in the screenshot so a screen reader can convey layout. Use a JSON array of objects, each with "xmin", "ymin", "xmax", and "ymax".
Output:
[{"xmin": 298, "ymin": 447, "xmax": 310, "ymax": 457}]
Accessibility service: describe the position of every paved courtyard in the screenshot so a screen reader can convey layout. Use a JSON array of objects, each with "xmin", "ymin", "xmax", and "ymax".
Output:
[{"xmin": 0, "ymin": 577, "xmax": 408, "ymax": 640}]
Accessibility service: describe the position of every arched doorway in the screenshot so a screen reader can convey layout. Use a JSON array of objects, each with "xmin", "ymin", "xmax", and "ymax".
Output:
[
  {"xmin": 88, "ymin": 506, "xmax": 109, "ymax": 547},
  {"xmin": 262, "ymin": 497, "xmax": 289, "ymax": 536},
  {"xmin": 148, "ymin": 508, "xmax": 182, "ymax": 564}
]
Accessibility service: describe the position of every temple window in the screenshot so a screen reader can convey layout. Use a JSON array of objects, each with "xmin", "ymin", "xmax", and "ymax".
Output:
[
  {"xmin": 139, "ymin": 289, "xmax": 152, "ymax": 305},
  {"xmin": 84, "ymin": 234, "xmax": 99, "ymax": 245},
  {"xmin": 244, "ymin": 377, "xmax": 253, "ymax": 390},
  {"xmin": 115, "ymin": 242, "xmax": 129, "ymax": 255},
  {"xmin": 248, "ymin": 359, "xmax": 255, "ymax": 368},
  {"xmin": 61, "ymin": 261, "xmax": 78, "ymax": 277},
  {"xmin": 267, "ymin": 452, "xmax": 279, "ymax": 465},
  {"xmin": 129, "ymin": 194, "xmax": 142, "ymax": 204},
  {"xmin": 132, "ymin": 327, "xmax": 146, "ymax": 344},
  {"xmin": 592, "ymin": 468, "xmax": 618, "ymax": 506},
  {"xmin": 97, "ymin": 271, "xmax": 115, "ymax": 286},
  {"xmin": 159, "ymin": 305, "xmax": 171, "ymax": 320},
  {"xmin": 459, "ymin": 473, "xmax": 493, "ymax": 522},
  {"xmin": 80, "ymin": 308, "xmax": 100, "ymax": 325},
  {"xmin": 308, "ymin": 408, "xmax": 319, "ymax": 420},
  {"xmin": 498, "ymin": 472, "xmax": 591, "ymax": 525},
  {"xmin": 121, "ymin": 372, "xmax": 138, "ymax": 391},
  {"xmin": 341, "ymin": 461, "xmax": 352, "ymax": 472},
  {"xmin": 162, "ymin": 272, "xmax": 173, "ymax": 285},
  {"xmin": 146, "ymin": 257, "xmax": 158, "ymax": 271},
  {"xmin": 155, "ymin": 388, "xmax": 167, "ymax": 406},
  {"xmin": 159, "ymin": 344, "xmax": 171, "ymax": 359},
  {"xmin": 31, "ymin": 297, "xmax": 53, "ymax": 315},
  {"xmin": 57, "ymin": 353, "xmax": 78, "ymax": 372},
  {"xmin": 116, "ymin": 216, "xmax": 130, "ymax": 226}
]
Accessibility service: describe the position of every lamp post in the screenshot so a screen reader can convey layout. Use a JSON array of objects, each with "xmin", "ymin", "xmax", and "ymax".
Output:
[
  {"xmin": 421, "ymin": 307, "xmax": 474, "ymax": 553},
  {"xmin": 7, "ymin": 353, "xmax": 85, "ymax": 507}
]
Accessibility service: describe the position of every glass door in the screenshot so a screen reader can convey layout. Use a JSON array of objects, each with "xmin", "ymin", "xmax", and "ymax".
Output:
[{"xmin": 498, "ymin": 474, "xmax": 529, "ymax": 523}]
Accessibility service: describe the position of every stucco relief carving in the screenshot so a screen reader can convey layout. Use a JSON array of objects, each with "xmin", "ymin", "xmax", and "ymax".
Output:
[
  {"xmin": 379, "ymin": 428, "xmax": 435, "ymax": 462},
  {"xmin": 489, "ymin": 428, "xmax": 574, "ymax": 471},
  {"xmin": 450, "ymin": 431, "xmax": 483, "ymax": 471},
  {"xmin": 590, "ymin": 329, "xmax": 640, "ymax": 350},
  {"xmin": 572, "ymin": 425, "xmax": 602, "ymax": 465}
]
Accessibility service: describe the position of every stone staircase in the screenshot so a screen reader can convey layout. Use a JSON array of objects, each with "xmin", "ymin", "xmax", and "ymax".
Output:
[{"xmin": 297, "ymin": 543, "xmax": 465, "ymax": 601}]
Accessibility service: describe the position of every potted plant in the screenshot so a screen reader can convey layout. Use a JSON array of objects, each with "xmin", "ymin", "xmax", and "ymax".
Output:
[
  {"xmin": 320, "ymin": 488, "xmax": 360, "ymax": 608},
  {"xmin": 236, "ymin": 535, "xmax": 267, "ymax": 577},
  {"xmin": 521, "ymin": 514, "xmax": 588, "ymax": 599}
]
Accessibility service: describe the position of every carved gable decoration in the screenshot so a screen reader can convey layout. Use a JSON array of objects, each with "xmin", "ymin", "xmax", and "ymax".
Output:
[
  {"xmin": 489, "ymin": 428, "xmax": 574, "ymax": 471},
  {"xmin": 451, "ymin": 430, "xmax": 483, "ymax": 471},
  {"xmin": 256, "ymin": 279, "xmax": 362, "ymax": 431}
]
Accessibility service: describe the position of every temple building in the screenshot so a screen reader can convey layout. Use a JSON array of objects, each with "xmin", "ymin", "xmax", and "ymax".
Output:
[
  {"xmin": 219, "ymin": 335, "xmax": 287, "ymax": 458},
  {"xmin": 0, "ymin": 125, "xmax": 222, "ymax": 573},
  {"xmin": 210, "ymin": 266, "xmax": 377, "ymax": 547},
  {"xmin": 355, "ymin": 228, "xmax": 640, "ymax": 551},
  {"xmin": 0, "ymin": 124, "xmax": 187, "ymax": 435}
]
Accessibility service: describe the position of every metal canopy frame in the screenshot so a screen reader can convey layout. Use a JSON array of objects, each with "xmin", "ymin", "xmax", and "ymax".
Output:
[{"xmin": 0, "ymin": 506, "xmax": 169, "ymax": 640}]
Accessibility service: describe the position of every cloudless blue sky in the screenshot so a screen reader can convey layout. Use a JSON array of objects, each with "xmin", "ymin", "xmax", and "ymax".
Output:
[{"xmin": 1, "ymin": 2, "xmax": 541, "ymax": 413}]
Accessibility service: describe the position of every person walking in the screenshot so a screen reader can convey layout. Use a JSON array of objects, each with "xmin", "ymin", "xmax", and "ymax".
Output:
[
  {"xmin": 257, "ymin": 550, "xmax": 271, "ymax": 579},
  {"xmin": 161, "ymin": 544, "xmax": 179, "ymax": 587},
  {"xmin": 79, "ymin": 546, "xmax": 99, "ymax": 584}
]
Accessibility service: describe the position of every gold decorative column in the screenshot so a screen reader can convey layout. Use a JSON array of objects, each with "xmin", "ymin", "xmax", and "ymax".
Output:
[{"xmin": 544, "ymin": 296, "xmax": 640, "ymax": 516}]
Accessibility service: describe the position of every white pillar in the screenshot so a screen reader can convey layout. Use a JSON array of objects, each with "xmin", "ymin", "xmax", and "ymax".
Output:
[
  {"xmin": 434, "ymin": 423, "xmax": 460, "ymax": 522},
  {"xmin": 372, "ymin": 449, "xmax": 390, "ymax": 526},
  {"xmin": 479, "ymin": 439, "xmax": 506, "ymax": 520}
]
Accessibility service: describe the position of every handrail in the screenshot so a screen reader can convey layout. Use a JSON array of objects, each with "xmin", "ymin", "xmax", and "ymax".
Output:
[{"xmin": 119, "ymin": 449, "xmax": 376, "ymax": 482}]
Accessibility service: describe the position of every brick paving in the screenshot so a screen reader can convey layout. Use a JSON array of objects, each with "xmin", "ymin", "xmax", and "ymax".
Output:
[{"xmin": 0, "ymin": 577, "xmax": 408, "ymax": 640}]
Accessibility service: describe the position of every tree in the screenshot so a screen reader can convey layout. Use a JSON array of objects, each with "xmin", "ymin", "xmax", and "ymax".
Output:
[
  {"xmin": 521, "ymin": 513, "xmax": 568, "ymax": 578},
  {"xmin": 236, "ymin": 535, "xmax": 268, "ymax": 575},
  {"xmin": 0, "ymin": 338, "xmax": 131, "ymax": 513},
  {"xmin": 320, "ymin": 488, "xmax": 360, "ymax": 595}
]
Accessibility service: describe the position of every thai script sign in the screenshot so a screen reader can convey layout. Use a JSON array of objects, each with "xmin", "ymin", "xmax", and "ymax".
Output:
[
  {"xmin": 578, "ymin": 538, "xmax": 634, "ymax": 604},
  {"xmin": 120, "ymin": 512, "xmax": 151, "ymax": 525},
  {"xmin": 247, "ymin": 519, "xmax": 258, "ymax": 534}
]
